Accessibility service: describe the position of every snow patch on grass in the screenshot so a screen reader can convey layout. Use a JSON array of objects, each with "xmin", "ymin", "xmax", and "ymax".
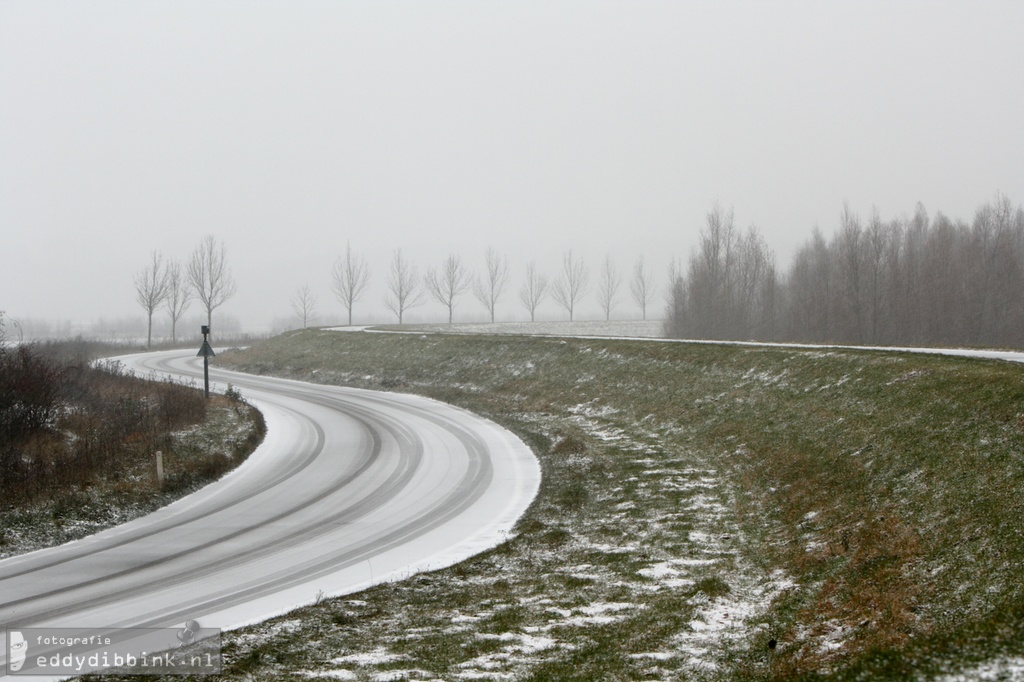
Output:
[
  {"xmin": 301, "ymin": 670, "xmax": 358, "ymax": 680},
  {"xmin": 331, "ymin": 648, "xmax": 405, "ymax": 666},
  {"xmin": 675, "ymin": 569, "xmax": 795, "ymax": 672},
  {"xmin": 568, "ymin": 400, "xmax": 620, "ymax": 419},
  {"xmin": 934, "ymin": 657, "xmax": 1024, "ymax": 681}
]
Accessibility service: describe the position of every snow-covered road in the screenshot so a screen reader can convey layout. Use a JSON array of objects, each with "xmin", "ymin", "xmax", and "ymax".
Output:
[{"xmin": 0, "ymin": 350, "xmax": 540, "ymax": 678}]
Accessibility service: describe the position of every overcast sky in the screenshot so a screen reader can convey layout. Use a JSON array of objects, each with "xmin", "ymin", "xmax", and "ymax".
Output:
[{"xmin": 2, "ymin": 1, "xmax": 1022, "ymax": 334}]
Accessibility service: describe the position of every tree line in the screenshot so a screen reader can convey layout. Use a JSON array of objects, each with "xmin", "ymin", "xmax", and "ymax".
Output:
[
  {"xmin": 310, "ymin": 244, "xmax": 660, "ymax": 327},
  {"xmin": 135, "ymin": 239, "xmax": 662, "ymax": 337},
  {"xmin": 134, "ymin": 235, "xmax": 237, "ymax": 347},
  {"xmin": 135, "ymin": 193, "xmax": 1021, "ymax": 348},
  {"xmin": 666, "ymin": 193, "xmax": 1024, "ymax": 348}
]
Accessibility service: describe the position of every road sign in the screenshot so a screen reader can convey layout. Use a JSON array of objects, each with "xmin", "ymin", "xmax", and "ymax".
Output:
[{"xmin": 198, "ymin": 327, "xmax": 214, "ymax": 398}]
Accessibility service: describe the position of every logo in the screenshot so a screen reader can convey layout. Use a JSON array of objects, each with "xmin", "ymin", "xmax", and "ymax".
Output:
[
  {"xmin": 5, "ymin": 625, "xmax": 221, "ymax": 676},
  {"xmin": 8, "ymin": 631, "xmax": 27, "ymax": 672},
  {"xmin": 177, "ymin": 620, "xmax": 201, "ymax": 646}
]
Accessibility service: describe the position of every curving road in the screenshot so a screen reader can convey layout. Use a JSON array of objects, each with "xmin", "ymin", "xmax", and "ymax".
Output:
[{"xmin": 0, "ymin": 350, "xmax": 540, "ymax": 677}]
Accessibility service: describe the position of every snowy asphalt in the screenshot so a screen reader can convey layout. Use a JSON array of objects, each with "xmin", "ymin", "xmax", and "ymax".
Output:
[{"xmin": 0, "ymin": 350, "xmax": 540, "ymax": 679}]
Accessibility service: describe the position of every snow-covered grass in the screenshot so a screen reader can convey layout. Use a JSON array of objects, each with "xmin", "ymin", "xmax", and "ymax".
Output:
[{"xmin": 194, "ymin": 328, "xmax": 1024, "ymax": 680}]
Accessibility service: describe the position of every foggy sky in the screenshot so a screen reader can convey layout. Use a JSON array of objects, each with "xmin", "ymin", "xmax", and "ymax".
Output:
[{"xmin": 2, "ymin": 1, "xmax": 1022, "ymax": 334}]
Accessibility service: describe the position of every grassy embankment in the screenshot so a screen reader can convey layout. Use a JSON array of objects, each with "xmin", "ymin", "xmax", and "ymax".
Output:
[{"xmin": 197, "ymin": 329, "xmax": 1024, "ymax": 680}]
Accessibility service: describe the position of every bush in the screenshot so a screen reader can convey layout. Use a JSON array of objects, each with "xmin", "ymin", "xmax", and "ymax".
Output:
[
  {"xmin": 0, "ymin": 345, "xmax": 63, "ymax": 442},
  {"xmin": 0, "ymin": 345, "xmax": 208, "ymax": 506}
]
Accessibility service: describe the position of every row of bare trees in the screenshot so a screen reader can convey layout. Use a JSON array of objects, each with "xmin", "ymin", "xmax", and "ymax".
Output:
[
  {"xmin": 314, "ymin": 244, "xmax": 660, "ymax": 326},
  {"xmin": 135, "ymin": 238, "xmax": 661, "ymax": 337},
  {"xmin": 133, "ymin": 236, "xmax": 236, "ymax": 347},
  {"xmin": 666, "ymin": 193, "xmax": 1024, "ymax": 348}
]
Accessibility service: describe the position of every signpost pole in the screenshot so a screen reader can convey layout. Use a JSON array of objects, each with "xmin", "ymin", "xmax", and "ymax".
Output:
[{"xmin": 197, "ymin": 325, "xmax": 215, "ymax": 399}]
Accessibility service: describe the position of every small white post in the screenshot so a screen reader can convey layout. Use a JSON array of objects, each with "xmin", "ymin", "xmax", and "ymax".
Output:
[{"xmin": 155, "ymin": 451, "xmax": 164, "ymax": 489}]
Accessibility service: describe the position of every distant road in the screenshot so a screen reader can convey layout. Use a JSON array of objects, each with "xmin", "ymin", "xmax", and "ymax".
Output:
[
  {"xmin": 332, "ymin": 320, "xmax": 1024, "ymax": 364},
  {"xmin": 0, "ymin": 350, "xmax": 539, "ymax": 677}
]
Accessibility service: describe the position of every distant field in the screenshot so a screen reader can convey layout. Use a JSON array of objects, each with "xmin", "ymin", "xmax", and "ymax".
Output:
[
  {"xmin": 340, "ymin": 319, "xmax": 667, "ymax": 338},
  {"xmin": 211, "ymin": 328, "xmax": 1024, "ymax": 681}
]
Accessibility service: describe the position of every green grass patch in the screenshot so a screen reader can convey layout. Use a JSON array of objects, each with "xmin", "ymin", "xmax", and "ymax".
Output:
[{"xmin": 189, "ymin": 329, "xmax": 1024, "ymax": 680}]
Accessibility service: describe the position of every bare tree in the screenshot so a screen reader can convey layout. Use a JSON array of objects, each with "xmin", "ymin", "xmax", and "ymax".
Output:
[
  {"xmin": 734, "ymin": 226, "xmax": 777, "ymax": 339},
  {"xmin": 686, "ymin": 203, "xmax": 737, "ymax": 338},
  {"xmin": 595, "ymin": 255, "xmax": 621, "ymax": 321},
  {"xmin": 472, "ymin": 247, "xmax": 510, "ymax": 323},
  {"xmin": 665, "ymin": 256, "xmax": 684, "ymax": 303},
  {"xmin": 666, "ymin": 204, "xmax": 778, "ymax": 341},
  {"xmin": 425, "ymin": 254, "xmax": 472, "ymax": 324},
  {"xmin": 290, "ymin": 284, "xmax": 318, "ymax": 328},
  {"xmin": 863, "ymin": 209, "xmax": 898, "ymax": 343},
  {"xmin": 134, "ymin": 251, "xmax": 168, "ymax": 349},
  {"xmin": 331, "ymin": 242, "xmax": 371, "ymax": 326},
  {"xmin": 519, "ymin": 261, "xmax": 549, "ymax": 322},
  {"xmin": 918, "ymin": 212, "xmax": 959, "ymax": 345},
  {"xmin": 552, "ymin": 250, "xmax": 589, "ymax": 321},
  {"xmin": 630, "ymin": 256, "xmax": 656, "ymax": 320},
  {"xmin": 784, "ymin": 226, "xmax": 835, "ymax": 342},
  {"xmin": 164, "ymin": 258, "xmax": 192, "ymax": 343},
  {"xmin": 835, "ymin": 203, "xmax": 866, "ymax": 342},
  {"xmin": 383, "ymin": 249, "xmax": 425, "ymax": 324},
  {"xmin": 188, "ymin": 235, "xmax": 237, "ymax": 339},
  {"xmin": 663, "ymin": 258, "xmax": 687, "ymax": 337}
]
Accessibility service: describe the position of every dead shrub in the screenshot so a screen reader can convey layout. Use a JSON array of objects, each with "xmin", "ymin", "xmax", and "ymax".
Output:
[{"xmin": 0, "ymin": 348, "xmax": 209, "ymax": 507}]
